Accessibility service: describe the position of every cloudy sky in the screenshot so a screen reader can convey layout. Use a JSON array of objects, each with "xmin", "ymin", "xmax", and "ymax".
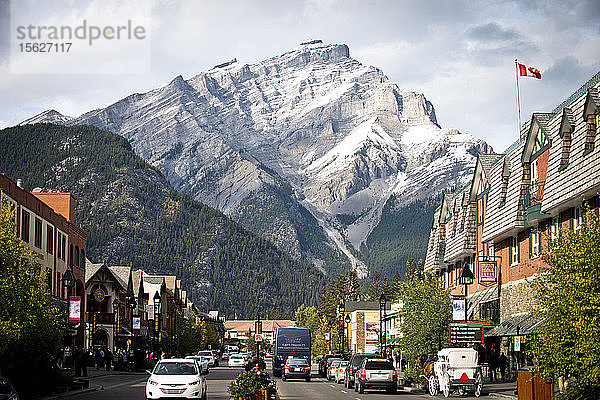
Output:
[{"xmin": 1, "ymin": 0, "xmax": 599, "ymax": 151}]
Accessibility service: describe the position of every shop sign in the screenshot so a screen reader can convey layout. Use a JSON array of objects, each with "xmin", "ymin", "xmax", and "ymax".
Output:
[
  {"xmin": 452, "ymin": 295, "xmax": 465, "ymax": 321},
  {"xmin": 69, "ymin": 296, "xmax": 81, "ymax": 322},
  {"xmin": 132, "ymin": 316, "xmax": 141, "ymax": 330},
  {"xmin": 514, "ymin": 336, "xmax": 521, "ymax": 351},
  {"xmin": 448, "ymin": 322, "xmax": 484, "ymax": 344},
  {"xmin": 479, "ymin": 260, "xmax": 498, "ymax": 283}
]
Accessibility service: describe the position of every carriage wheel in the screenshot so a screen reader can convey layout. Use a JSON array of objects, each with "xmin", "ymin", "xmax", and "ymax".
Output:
[
  {"xmin": 428, "ymin": 375, "xmax": 439, "ymax": 396},
  {"xmin": 458, "ymin": 386, "xmax": 466, "ymax": 396},
  {"xmin": 442, "ymin": 374, "xmax": 451, "ymax": 398},
  {"xmin": 474, "ymin": 371, "xmax": 483, "ymax": 398}
]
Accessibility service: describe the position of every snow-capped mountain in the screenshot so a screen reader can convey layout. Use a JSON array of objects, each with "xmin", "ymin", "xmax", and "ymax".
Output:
[
  {"xmin": 22, "ymin": 41, "xmax": 490, "ymax": 276},
  {"xmin": 20, "ymin": 109, "xmax": 72, "ymax": 125}
]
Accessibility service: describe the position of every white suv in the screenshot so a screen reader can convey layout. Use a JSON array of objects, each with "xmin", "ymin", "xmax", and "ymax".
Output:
[{"xmin": 146, "ymin": 359, "xmax": 207, "ymax": 400}]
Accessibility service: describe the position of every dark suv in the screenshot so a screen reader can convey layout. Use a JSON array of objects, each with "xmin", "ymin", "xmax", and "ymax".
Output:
[
  {"xmin": 318, "ymin": 354, "xmax": 342, "ymax": 377},
  {"xmin": 344, "ymin": 353, "xmax": 378, "ymax": 389},
  {"xmin": 354, "ymin": 358, "xmax": 397, "ymax": 394}
]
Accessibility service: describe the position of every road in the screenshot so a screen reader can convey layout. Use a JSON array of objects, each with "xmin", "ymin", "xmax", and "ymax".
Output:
[{"xmin": 63, "ymin": 362, "xmax": 504, "ymax": 400}]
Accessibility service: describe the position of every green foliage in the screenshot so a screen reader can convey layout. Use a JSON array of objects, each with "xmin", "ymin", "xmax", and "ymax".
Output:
[
  {"xmin": 294, "ymin": 304, "xmax": 321, "ymax": 356},
  {"xmin": 0, "ymin": 124, "xmax": 327, "ymax": 317},
  {"xmin": 0, "ymin": 201, "xmax": 66, "ymax": 394},
  {"xmin": 360, "ymin": 196, "xmax": 439, "ymax": 279},
  {"xmin": 402, "ymin": 366, "xmax": 426, "ymax": 385},
  {"xmin": 396, "ymin": 259, "xmax": 451, "ymax": 363},
  {"xmin": 531, "ymin": 210, "xmax": 600, "ymax": 394},
  {"xmin": 228, "ymin": 370, "xmax": 276, "ymax": 398}
]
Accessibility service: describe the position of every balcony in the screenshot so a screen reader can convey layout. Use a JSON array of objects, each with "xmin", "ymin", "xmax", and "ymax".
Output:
[
  {"xmin": 438, "ymin": 242, "xmax": 446, "ymax": 266},
  {"xmin": 525, "ymin": 180, "xmax": 549, "ymax": 221}
]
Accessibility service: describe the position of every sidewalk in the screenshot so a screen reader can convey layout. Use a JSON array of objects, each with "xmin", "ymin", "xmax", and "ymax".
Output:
[{"xmin": 486, "ymin": 380, "xmax": 518, "ymax": 400}]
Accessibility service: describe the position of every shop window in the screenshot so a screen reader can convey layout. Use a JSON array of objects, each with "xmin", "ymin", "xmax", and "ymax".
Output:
[{"xmin": 34, "ymin": 218, "xmax": 42, "ymax": 248}]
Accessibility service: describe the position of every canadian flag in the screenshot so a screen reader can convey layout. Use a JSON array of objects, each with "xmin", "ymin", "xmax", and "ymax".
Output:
[{"xmin": 518, "ymin": 63, "xmax": 541, "ymax": 79}]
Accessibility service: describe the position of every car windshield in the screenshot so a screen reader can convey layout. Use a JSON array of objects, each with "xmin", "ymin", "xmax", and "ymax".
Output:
[
  {"xmin": 340, "ymin": 361, "xmax": 349, "ymax": 366},
  {"xmin": 231, "ymin": 355, "xmax": 243, "ymax": 359},
  {"xmin": 287, "ymin": 359, "xmax": 308, "ymax": 366},
  {"xmin": 197, "ymin": 351, "xmax": 212, "ymax": 357},
  {"xmin": 154, "ymin": 362, "xmax": 198, "ymax": 375},
  {"xmin": 365, "ymin": 361, "xmax": 393, "ymax": 370}
]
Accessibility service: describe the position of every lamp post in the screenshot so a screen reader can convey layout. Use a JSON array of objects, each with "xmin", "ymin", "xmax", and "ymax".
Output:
[
  {"xmin": 379, "ymin": 293, "xmax": 387, "ymax": 357},
  {"xmin": 459, "ymin": 263, "xmax": 474, "ymax": 324},
  {"xmin": 337, "ymin": 301, "xmax": 345, "ymax": 353},
  {"xmin": 153, "ymin": 292, "xmax": 161, "ymax": 357},
  {"xmin": 344, "ymin": 314, "xmax": 351, "ymax": 354},
  {"xmin": 112, "ymin": 298, "xmax": 120, "ymax": 352},
  {"xmin": 62, "ymin": 268, "xmax": 76, "ymax": 371}
]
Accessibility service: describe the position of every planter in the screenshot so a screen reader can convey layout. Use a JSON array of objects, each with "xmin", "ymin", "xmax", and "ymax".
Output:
[{"xmin": 236, "ymin": 389, "xmax": 271, "ymax": 400}]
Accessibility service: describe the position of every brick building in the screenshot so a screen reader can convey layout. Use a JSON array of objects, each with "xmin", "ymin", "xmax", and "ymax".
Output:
[
  {"xmin": 0, "ymin": 173, "xmax": 88, "ymax": 346},
  {"xmin": 424, "ymin": 71, "xmax": 600, "ymax": 361}
]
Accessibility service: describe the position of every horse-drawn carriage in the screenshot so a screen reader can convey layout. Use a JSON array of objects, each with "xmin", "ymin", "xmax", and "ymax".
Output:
[{"xmin": 426, "ymin": 348, "xmax": 483, "ymax": 398}]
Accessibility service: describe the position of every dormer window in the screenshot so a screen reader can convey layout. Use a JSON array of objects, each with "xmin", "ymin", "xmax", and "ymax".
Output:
[{"xmin": 583, "ymin": 88, "xmax": 599, "ymax": 155}]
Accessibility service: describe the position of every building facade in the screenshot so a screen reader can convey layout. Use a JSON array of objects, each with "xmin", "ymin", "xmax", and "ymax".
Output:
[
  {"xmin": 424, "ymin": 71, "xmax": 600, "ymax": 360},
  {"xmin": 0, "ymin": 173, "xmax": 87, "ymax": 346}
]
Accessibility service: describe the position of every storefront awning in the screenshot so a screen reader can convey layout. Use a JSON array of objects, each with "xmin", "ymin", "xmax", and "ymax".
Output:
[{"xmin": 485, "ymin": 313, "xmax": 546, "ymax": 337}]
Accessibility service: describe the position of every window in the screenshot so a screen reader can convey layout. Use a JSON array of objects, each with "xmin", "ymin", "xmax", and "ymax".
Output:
[
  {"xmin": 47, "ymin": 226, "xmax": 54, "ymax": 254},
  {"xmin": 510, "ymin": 236, "xmax": 520, "ymax": 265},
  {"xmin": 478, "ymin": 198, "xmax": 484, "ymax": 225},
  {"xmin": 80, "ymin": 249, "xmax": 85, "ymax": 268},
  {"xmin": 69, "ymin": 244, "xmax": 73, "ymax": 267},
  {"xmin": 21, "ymin": 210, "xmax": 30, "ymax": 242},
  {"xmin": 531, "ymin": 229, "xmax": 540, "ymax": 258},
  {"xmin": 34, "ymin": 219, "xmax": 42, "ymax": 248},
  {"xmin": 74, "ymin": 245, "xmax": 79, "ymax": 269},
  {"xmin": 550, "ymin": 217, "xmax": 559, "ymax": 242},
  {"xmin": 531, "ymin": 158, "xmax": 539, "ymax": 183},
  {"xmin": 584, "ymin": 113, "xmax": 597, "ymax": 153},
  {"xmin": 489, "ymin": 243, "xmax": 495, "ymax": 258},
  {"xmin": 61, "ymin": 235, "xmax": 66, "ymax": 261},
  {"xmin": 46, "ymin": 269, "xmax": 52, "ymax": 293},
  {"xmin": 573, "ymin": 207, "xmax": 582, "ymax": 231}
]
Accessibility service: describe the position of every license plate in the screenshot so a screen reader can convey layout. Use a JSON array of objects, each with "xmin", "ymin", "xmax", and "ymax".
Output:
[{"xmin": 295, "ymin": 368, "xmax": 302, "ymax": 371}]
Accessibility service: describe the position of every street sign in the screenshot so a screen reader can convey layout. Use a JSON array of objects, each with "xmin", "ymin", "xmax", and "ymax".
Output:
[
  {"xmin": 325, "ymin": 331, "xmax": 330, "ymax": 341},
  {"xmin": 255, "ymin": 334, "xmax": 263, "ymax": 342},
  {"xmin": 449, "ymin": 322, "xmax": 484, "ymax": 344},
  {"xmin": 452, "ymin": 295, "xmax": 465, "ymax": 321},
  {"xmin": 514, "ymin": 336, "xmax": 521, "ymax": 352},
  {"xmin": 479, "ymin": 260, "xmax": 498, "ymax": 282}
]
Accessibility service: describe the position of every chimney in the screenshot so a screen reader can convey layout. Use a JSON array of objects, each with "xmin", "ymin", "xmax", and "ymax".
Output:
[{"xmin": 16, "ymin": 179, "xmax": 23, "ymax": 188}]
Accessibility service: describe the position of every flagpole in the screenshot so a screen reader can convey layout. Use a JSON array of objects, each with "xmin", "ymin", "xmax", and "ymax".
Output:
[{"xmin": 515, "ymin": 59, "xmax": 522, "ymax": 137}]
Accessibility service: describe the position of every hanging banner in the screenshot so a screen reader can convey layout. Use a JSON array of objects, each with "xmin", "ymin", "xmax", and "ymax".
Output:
[
  {"xmin": 69, "ymin": 296, "xmax": 81, "ymax": 322},
  {"xmin": 479, "ymin": 260, "xmax": 498, "ymax": 283},
  {"xmin": 452, "ymin": 295, "xmax": 465, "ymax": 321},
  {"xmin": 514, "ymin": 336, "xmax": 521, "ymax": 352},
  {"xmin": 133, "ymin": 316, "xmax": 141, "ymax": 330}
]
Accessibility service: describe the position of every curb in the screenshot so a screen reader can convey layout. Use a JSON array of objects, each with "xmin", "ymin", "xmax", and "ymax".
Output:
[
  {"xmin": 40, "ymin": 385, "xmax": 101, "ymax": 400},
  {"xmin": 488, "ymin": 393, "xmax": 518, "ymax": 400}
]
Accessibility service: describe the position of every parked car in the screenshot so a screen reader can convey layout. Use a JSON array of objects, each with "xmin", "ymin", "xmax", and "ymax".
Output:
[
  {"xmin": 196, "ymin": 350, "xmax": 216, "ymax": 367},
  {"xmin": 318, "ymin": 354, "xmax": 342, "ymax": 377},
  {"xmin": 210, "ymin": 350, "xmax": 220, "ymax": 366},
  {"xmin": 0, "ymin": 377, "xmax": 18, "ymax": 400},
  {"xmin": 327, "ymin": 360, "xmax": 342, "ymax": 381},
  {"xmin": 221, "ymin": 352, "xmax": 231, "ymax": 360},
  {"xmin": 145, "ymin": 358, "xmax": 207, "ymax": 400},
  {"xmin": 334, "ymin": 361, "xmax": 349, "ymax": 384},
  {"xmin": 345, "ymin": 353, "xmax": 378, "ymax": 389},
  {"xmin": 185, "ymin": 355, "xmax": 209, "ymax": 375},
  {"xmin": 228, "ymin": 354, "xmax": 246, "ymax": 368},
  {"xmin": 354, "ymin": 358, "xmax": 397, "ymax": 394},
  {"xmin": 283, "ymin": 357, "xmax": 311, "ymax": 382}
]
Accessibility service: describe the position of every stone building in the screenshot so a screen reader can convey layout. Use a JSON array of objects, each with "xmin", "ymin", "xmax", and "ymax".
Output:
[{"xmin": 424, "ymin": 71, "xmax": 600, "ymax": 359}]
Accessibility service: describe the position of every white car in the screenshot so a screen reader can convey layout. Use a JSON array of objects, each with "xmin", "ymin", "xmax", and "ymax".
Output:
[
  {"xmin": 228, "ymin": 354, "xmax": 246, "ymax": 368},
  {"xmin": 146, "ymin": 359, "xmax": 207, "ymax": 400},
  {"xmin": 185, "ymin": 355, "xmax": 209, "ymax": 375},
  {"xmin": 196, "ymin": 351, "xmax": 216, "ymax": 367}
]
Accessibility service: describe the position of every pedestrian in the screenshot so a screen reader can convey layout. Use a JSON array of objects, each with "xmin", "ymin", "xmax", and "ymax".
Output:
[
  {"xmin": 74, "ymin": 347, "xmax": 81, "ymax": 377},
  {"xmin": 489, "ymin": 345, "xmax": 499, "ymax": 382},
  {"xmin": 498, "ymin": 353, "xmax": 509, "ymax": 382},
  {"xmin": 95, "ymin": 348, "xmax": 102, "ymax": 369},
  {"xmin": 105, "ymin": 348, "xmax": 113, "ymax": 371}
]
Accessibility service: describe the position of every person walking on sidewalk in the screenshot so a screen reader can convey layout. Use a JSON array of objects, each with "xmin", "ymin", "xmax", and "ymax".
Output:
[
  {"xmin": 498, "ymin": 354, "xmax": 509, "ymax": 382},
  {"xmin": 105, "ymin": 348, "xmax": 114, "ymax": 371}
]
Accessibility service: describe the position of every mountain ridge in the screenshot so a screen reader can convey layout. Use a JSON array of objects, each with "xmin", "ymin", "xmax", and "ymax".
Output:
[{"xmin": 20, "ymin": 41, "xmax": 491, "ymax": 278}]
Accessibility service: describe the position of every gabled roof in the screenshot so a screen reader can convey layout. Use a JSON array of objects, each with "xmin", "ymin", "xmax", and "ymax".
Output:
[
  {"xmin": 469, "ymin": 153, "xmax": 501, "ymax": 201},
  {"xmin": 558, "ymin": 108, "xmax": 575, "ymax": 139},
  {"xmin": 583, "ymin": 87, "xmax": 600, "ymax": 118},
  {"xmin": 131, "ymin": 269, "xmax": 144, "ymax": 297},
  {"xmin": 108, "ymin": 265, "xmax": 131, "ymax": 290},
  {"xmin": 522, "ymin": 113, "xmax": 552, "ymax": 163},
  {"xmin": 85, "ymin": 259, "xmax": 103, "ymax": 282}
]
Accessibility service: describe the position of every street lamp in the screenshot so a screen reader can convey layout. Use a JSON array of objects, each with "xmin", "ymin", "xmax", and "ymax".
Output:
[
  {"xmin": 113, "ymin": 298, "xmax": 120, "ymax": 351},
  {"xmin": 62, "ymin": 268, "xmax": 76, "ymax": 370},
  {"xmin": 344, "ymin": 314, "xmax": 351, "ymax": 353},
  {"xmin": 153, "ymin": 292, "xmax": 161, "ymax": 357},
  {"xmin": 337, "ymin": 301, "xmax": 345, "ymax": 353},
  {"xmin": 459, "ymin": 264, "xmax": 474, "ymax": 323},
  {"xmin": 379, "ymin": 293, "xmax": 387, "ymax": 357}
]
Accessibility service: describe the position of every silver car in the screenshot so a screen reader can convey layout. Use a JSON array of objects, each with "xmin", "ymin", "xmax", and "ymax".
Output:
[{"xmin": 185, "ymin": 355, "xmax": 209, "ymax": 375}]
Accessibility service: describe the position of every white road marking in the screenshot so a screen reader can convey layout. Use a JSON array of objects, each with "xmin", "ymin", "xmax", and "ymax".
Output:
[
  {"xmin": 341, "ymin": 389, "xmax": 347, "ymax": 393},
  {"xmin": 329, "ymin": 384, "xmax": 335, "ymax": 388}
]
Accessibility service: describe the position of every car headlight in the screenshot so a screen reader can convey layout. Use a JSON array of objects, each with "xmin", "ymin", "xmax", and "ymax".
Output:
[
  {"xmin": 189, "ymin": 380, "xmax": 200, "ymax": 386},
  {"xmin": 148, "ymin": 379, "xmax": 159, "ymax": 386}
]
